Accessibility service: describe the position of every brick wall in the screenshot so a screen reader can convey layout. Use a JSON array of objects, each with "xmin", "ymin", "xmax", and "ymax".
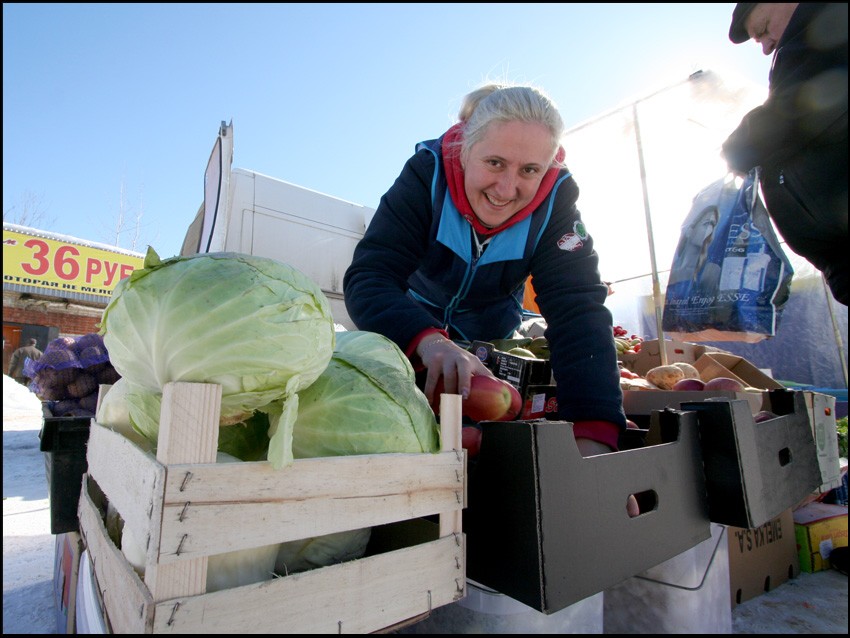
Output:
[{"xmin": 3, "ymin": 292, "xmax": 104, "ymax": 337}]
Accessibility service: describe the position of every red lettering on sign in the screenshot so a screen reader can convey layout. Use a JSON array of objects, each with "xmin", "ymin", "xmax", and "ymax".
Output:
[
  {"xmin": 102, "ymin": 261, "xmax": 120, "ymax": 286},
  {"xmin": 86, "ymin": 258, "xmax": 103, "ymax": 283},
  {"xmin": 21, "ymin": 239, "xmax": 50, "ymax": 275},
  {"xmin": 54, "ymin": 245, "xmax": 81, "ymax": 280}
]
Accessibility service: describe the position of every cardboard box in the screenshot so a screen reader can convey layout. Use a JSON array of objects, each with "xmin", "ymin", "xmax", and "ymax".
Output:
[
  {"xmin": 726, "ymin": 508, "xmax": 799, "ymax": 607},
  {"xmin": 618, "ymin": 339, "xmax": 706, "ymax": 376},
  {"xmin": 802, "ymin": 392, "xmax": 842, "ymax": 492},
  {"xmin": 793, "ymin": 502, "xmax": 849, "ymax": 572},
  {"xmin": 694, "ymin": 352, "xmax": 784, "ymax": 390},
  {"xmin": 489, "ymin": 350, "xmax": 552, "ymax": 394},
  {"xmin": 681, "ymin": 390, "xmax": 822, "ymax": 529},
  {"xmin": 78, "ymin": 382, "xmax": 467, "ymax": 634},
  {"xmin": 623, "ymin": 388, "xmax": 766, "ymax": 419},
  {"xmin": 519, "ymin": 384, "xmax": 558, "ymax": 420},
  {"xmin": 464, "ymin": 408, "xmax": 712, "ymax": 614},
  {"xmin": 604, "ymin": 523, "xmax": 731, "ymax": 634}
]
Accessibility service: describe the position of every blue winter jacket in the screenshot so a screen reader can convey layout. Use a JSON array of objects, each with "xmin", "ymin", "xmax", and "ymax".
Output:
[{"xmin": 343, "ymin": 136, "xmax": 626, "ymax": 428}]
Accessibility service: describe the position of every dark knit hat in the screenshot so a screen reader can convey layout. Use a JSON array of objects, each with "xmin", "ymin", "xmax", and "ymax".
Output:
[{"xmin": 729, "ymin": 3, "xmax": 758, "ymax": 44}]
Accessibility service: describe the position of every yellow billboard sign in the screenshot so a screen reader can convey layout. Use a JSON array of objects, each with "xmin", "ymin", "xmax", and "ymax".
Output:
[{"xmin": 3, "ymin": 228, "xmax": 144, "ymax": 298}]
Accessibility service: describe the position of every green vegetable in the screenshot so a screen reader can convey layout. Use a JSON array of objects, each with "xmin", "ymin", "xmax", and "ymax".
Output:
[
  {"xmin": 275, "ymin": 528, "xmax": 372, "ymax": 576},
  {"xmin": 333, "ymin": 330, "xmax": 415, "ymax": 379},
  {"xmin": 271, "ymin": 332, "xmax": 438, "ymax": 574},
  {"xmin": 95, "ymin": 378, "xmax": 154, "ymax": 451},
  {"xmin": 837, "ymin": 416, "xmax": 848, "ymax": 459},
  {"xmin": 290, "ymin": 353, "xmax": 440, "ymax": 458},
  {"xmin": 100, "ymin": 248, "xmax": 335, "ymax": 468}
]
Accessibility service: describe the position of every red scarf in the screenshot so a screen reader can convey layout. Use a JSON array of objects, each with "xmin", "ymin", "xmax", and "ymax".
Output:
[{"xmin": 441, "ymin": 122, "xmax": 566, "ymax": 236}]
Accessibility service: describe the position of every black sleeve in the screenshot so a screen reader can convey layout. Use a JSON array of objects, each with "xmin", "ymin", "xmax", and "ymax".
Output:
[
  {"xmin": 530, "ymin": 179, "xmax": 627, "ymax": 428},
  {"xmin": 343, "ymin": 150, "xmax": 443, "ymax": 351}
]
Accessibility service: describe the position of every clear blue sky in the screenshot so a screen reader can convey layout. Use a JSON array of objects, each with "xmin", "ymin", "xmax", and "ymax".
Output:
[{"xmin": 3, "ymin": 3, "xmax": 770, "ymax": 260}]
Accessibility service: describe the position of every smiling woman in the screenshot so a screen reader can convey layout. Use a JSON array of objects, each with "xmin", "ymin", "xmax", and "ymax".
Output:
[{"xmin": 343, "ymin": 81, "xmax": 631, "ymax": 466}]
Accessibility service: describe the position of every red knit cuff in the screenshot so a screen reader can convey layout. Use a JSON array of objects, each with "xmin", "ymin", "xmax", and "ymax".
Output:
[{"xmin": 572, "ymin": 420, "xmax": 622, "ymax": 451}]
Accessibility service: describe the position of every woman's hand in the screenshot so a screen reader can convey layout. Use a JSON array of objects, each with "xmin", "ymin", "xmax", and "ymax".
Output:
[{"xmin": 417, "ymin": 336, "xmax": 494, "ymax": 404}]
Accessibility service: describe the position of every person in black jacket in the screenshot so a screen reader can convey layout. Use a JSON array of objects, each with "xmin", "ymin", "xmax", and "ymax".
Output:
[
  {"xmin": 722, "ymin": 3, "xmax": 848, "ymax": 305},
  {"xmin": 344, "ymin": 83, "xmax": 628, "ymax": 459}
]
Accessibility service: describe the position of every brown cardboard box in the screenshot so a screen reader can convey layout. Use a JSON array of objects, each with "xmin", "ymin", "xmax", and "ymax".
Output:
[
  {"xmin": 619, "ymin": 339, "xmax": 706, "ymax": 376},
  {"xmin": 694, "ymin": 352, "xmax": 784, "ymax": 390},
  {"xmin": 623, "ymin": 389, "xmax": 766, "ymax": 420},
  {"xmin": 726, "ymin": 509, "xmax": 799, "ymax": 607}
]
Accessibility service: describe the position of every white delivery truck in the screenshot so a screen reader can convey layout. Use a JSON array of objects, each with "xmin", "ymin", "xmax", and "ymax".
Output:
[{"xmin": 180, "ymin": 120, "xmax": 375, "ymax": 329}]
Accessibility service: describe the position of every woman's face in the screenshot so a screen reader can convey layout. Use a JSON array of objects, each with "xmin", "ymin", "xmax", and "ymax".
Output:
[{"xmin": 463, "ymin": 120, "xmax": 553, "ymax": 228}]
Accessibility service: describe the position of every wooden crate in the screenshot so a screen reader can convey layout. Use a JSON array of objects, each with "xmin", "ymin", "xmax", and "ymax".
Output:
[{"xmin": 78, "ymin": 381, "xmax": 466, "ymax": 634}]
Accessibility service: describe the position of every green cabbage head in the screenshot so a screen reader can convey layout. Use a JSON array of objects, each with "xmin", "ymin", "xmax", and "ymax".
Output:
[
  {"xmin": 100, "ymin": 248, "xmax": 335, "ymax": 467},
  {"xmin": 290, "ymin": 333, "xmax": 440, "ymax": 458}
]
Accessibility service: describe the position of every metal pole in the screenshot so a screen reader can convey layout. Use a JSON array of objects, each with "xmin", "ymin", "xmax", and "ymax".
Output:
[{"xmin": 632, "ymin": 101, "xmax": 668, "ymax": 366}]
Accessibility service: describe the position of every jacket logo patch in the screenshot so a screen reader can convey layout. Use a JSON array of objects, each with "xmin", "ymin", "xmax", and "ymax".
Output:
[
  {"xmin": 573, "ymin": 220, "xmax": 588, "ymax": 240},
  {"xmin": 557, "ymin": 233, "xmax": 583, "ymax": 252}
]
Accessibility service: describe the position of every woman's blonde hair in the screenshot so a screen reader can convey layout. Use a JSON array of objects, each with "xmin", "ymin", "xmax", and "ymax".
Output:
[{"xmin": 453, "ymin": 83, "xmax": 565, "ymax": 166}]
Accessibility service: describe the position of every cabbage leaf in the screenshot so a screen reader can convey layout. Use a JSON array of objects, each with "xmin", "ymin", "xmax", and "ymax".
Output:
[{"xmin": 100, "ymin": 248, "xmax": 335, "ymax": 468}]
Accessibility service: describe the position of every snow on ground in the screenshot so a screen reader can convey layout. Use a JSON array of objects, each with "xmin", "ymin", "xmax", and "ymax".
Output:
[{"xmin": 3, "ymin": 374, "xmax": 57, "ymax": 634}]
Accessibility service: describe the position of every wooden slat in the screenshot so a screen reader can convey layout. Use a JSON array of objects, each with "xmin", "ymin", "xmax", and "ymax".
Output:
[
  {"xmin": 86, "ymin": 422, "xmax": 165, "ymax": 566},
  {"xmin": 146, "ymin": 382, "xmax": 222, "ymax": 602},
  {"xmin": 78, "ymin": 475, "xmax": 153, "ymax": 634},
  {"xmin": 154, "ymin": 452, "xmax": 463, "ymax": 559},
  {"xmin": 155, "ymin": 382, "xmax": 221, "ymax": 465},
  {"xmin": 439, "ymin": 394, "xmax": 463, "ymax": 453},
  {"xmin": 438, "ymin": 393, "xmax": 465, "ymax": 539},
  {"xmin": 151, "ymin": 535, "xmax": 465, "ymax": 634},
  {"xmin": 162, "ymin": 450, "xmax": 461, "ymax": 500}
]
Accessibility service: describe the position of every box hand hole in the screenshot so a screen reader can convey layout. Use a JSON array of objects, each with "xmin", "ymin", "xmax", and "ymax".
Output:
[
  {"xmin": 778, "ymin": 447, "xmax": 792, "ymax": 466},
  {"xmin": 630, "ymin": 489, "xmax": 658, "ymax": 516}
]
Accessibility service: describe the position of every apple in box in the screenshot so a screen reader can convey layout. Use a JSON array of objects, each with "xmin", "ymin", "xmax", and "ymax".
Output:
[
  {"xmin": 435, "ymin": 375, "xmax": 522, "ymax": 422},
  {"xmin": 464, "ymin": 375, "xmax": 522, "ymax": 421},
  {"xmin": 462, "ymin": 426, "xmax": 482, "ymax": 458}
]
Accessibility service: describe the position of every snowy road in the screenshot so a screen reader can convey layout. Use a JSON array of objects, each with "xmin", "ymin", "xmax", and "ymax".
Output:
[{"xmin": 3, "ymin": 378, "xmax": 56, "ymax": 634}]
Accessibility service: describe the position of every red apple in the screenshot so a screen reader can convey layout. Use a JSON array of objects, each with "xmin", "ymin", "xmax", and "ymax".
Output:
[
  {"xmin": 704, "ymin": 377, "xmax": 745, "ymax": 391},
  {"xmin": 464, "ymin": 375, "xmax": 522, "ymax": 422},
  {"xmin": 672, "ymin": 378, "xmax": 706, "ymax": 391},
  {"xmin": 462, "ymin": 426, "xmax": 482, "ymax": 458},
  {"xmin": 432, "ymin": 375, "xmax": 522, "ymax": 421}
]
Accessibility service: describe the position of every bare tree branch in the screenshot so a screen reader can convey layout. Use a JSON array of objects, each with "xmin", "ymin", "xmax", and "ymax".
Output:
[{"xmin": 3, "ymin": 191, "xmax": 56, "ymax": 228}]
